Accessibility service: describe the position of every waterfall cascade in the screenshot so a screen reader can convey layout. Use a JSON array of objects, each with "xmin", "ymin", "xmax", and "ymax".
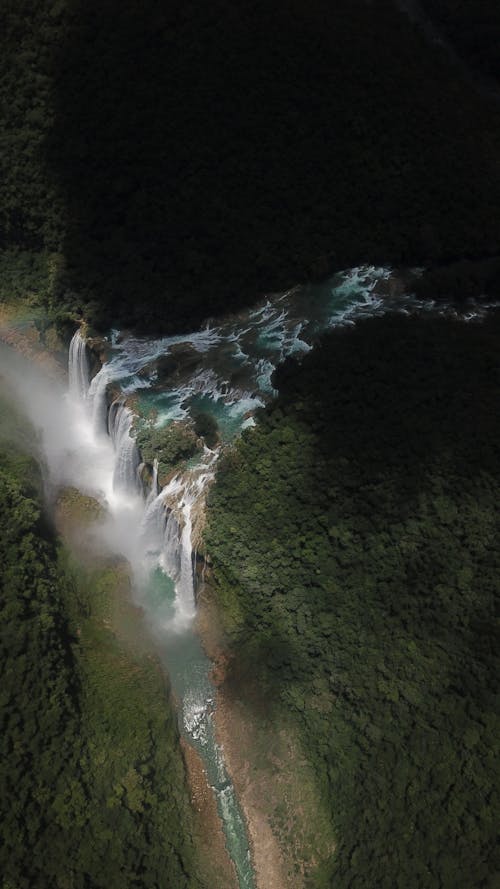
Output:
[
  {"xmin": 66, "ymin": 267, "xmax": 471, "ymax": 888},
  {"xmin": 17, "ymin": 265, "xmax": 456, "ymax": 889},
  {"xmin": 108, "ymin": 399, "xmax": 142, "ymax": 495},
  {"xmin": 66, "ymin": 268, "xmax": 414, "ymax": 633},
  {"xmin": 68, "ymin": 329, "xmax": 90, "ymax": 400},
  {"xmin": 148, "ymin": 457, "xmax": 159, "ymax": 503},
  {"xmin": 68, "ymin": 330, "xmax": 205, "ymax": 628},
  {"xmin": 88, "ymin": 365, "xmax": 113, "ymax": 436}
]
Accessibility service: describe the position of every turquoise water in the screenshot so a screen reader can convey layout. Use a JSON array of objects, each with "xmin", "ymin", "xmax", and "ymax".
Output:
[
  {"xmin": 112, "ymin": 266, "xmax": 398, "ymax": 455},
  {"xmin": 143, "ymin": 568, "xmax": 255, "ymax": 888}
]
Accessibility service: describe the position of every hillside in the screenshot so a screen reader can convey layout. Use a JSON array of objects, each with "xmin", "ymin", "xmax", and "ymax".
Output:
[{"xmin": 206, "ymin": 314, "xmax": 500, "ymax": 888}]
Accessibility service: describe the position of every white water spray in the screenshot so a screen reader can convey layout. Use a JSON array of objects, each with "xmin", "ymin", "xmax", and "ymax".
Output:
[
  {"xmin": 88, "ymin": 365, "xmax": 112, "ymax": 436},
  {"xmin": 108, "ymin": 399, "xmax": 142, "ymax": 495},
  {"xmin": 68, "ymin": 329, "xmax": 90, "ymax": 400},
  {"xmin": 68, "ymin": 329, "xmax": 203, "ymax": 629}
]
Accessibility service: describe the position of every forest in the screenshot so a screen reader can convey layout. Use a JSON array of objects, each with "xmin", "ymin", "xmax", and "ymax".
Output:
[
  {"xmin": 420, "ymin": 0, "xmax": 500, "ymax": 85},
  {"xmin": 3, "ymin": 0, "xmax": 500, "ymax": 332},
  {"xmin": 0, "ymin": 391, "xmax": 205, "ymax": 889},
  {"xmin": 205, "ymin": 314, "xmax": 500, "ymax": 888},
  {"xmin": 2, "ymin": 1, "xmax": 500, "ymax": 886}
]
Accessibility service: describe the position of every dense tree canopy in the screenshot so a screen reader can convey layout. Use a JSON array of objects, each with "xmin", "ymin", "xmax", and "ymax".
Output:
[
  {"xmin": 206, "ymin": 314, "xmax": 500, "ymax": 888},
  {"xmin": 2, "ymin": 0, "xmax": 500, "ymax": 331},
  {"xmin": 0, "ymin": 394, "xmax": 203, "ymax": 889},
  {"xmin": 420, "ymin": 0, "xmax": 500, "ymax": 86}
]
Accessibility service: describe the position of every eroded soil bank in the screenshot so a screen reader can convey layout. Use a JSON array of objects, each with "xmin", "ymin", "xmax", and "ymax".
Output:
[{"xmin": 196, "ymin": 583, "xmax": 335, "ymax": 889}]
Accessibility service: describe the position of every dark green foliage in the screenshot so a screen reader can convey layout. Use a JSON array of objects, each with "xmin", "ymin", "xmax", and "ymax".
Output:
[
  {"xmin": 193, "ymin": 412, "xmax": 219, "ymax": 449},
  {"xmin": 0, "ymin": 396, "xmax": 202, "ymax": 888},
  {"xmin": 421, "ymin": 0, "xmax": 500, "ymax": 85},
  {"xmin": 136, "ymin": 421, "xmax": 199, "ymax": 480},
  {"xmin": 3, "ymin": 1, "xmax": 500, "ymax": 329},
  {"xmin": 413, "ymin": 257, "xmax": 500, "ymax": 303},
  {"xmin": 206, "ymin": 315, "xmax": 500, "ymax": 888},
  {"xmin": 0, "ymin": 250, "xmax": 51, "ymax": 305}
]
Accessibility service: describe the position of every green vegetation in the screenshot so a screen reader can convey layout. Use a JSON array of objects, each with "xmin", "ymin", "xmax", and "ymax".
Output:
[
  {"xmin": 56, "ymin": 485, "xmax": 104, "ymax": 525},
  {"xmin": 193, "ymin": 412, "xmax": 219, "ymax": 449},
  {"xmin": 135, "ymin": 420, "xmax": 199, "ymax": 481},
  {"xmin": 413, "ymin": 258, "xmax": 500, "ymax": 304},
  {"xmin": 205, "ymin": 314, "xmax": 500, "ymax": 888},
  {"xmin": 0, "ymin": 393, "xmax": 204, "ymax": 888},
  {"xmin": 420, "ymin": 0, "xmax": 500, "ymax": 85},
  {"xmin": 0, "ymin": 250, "xmax": 52, "ymax": 307},
  {"xmin": 3, "ymin": 1, "xmax": 500, "ymax": 331}
]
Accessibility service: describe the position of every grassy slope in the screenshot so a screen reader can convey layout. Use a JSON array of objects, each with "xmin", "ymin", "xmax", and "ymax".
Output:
[
  {"xmin": 205, "ymin": 314, "xmax": 500, "ymax": 888},
  {"xmin": 0, "ymin": 391, "xmax": 204, "ymax": 889}
]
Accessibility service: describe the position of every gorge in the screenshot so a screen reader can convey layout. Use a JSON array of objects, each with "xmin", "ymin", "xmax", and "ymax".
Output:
[{"xmin": 1, "ymin": 265, "xmax": 498, "ymax": 887}]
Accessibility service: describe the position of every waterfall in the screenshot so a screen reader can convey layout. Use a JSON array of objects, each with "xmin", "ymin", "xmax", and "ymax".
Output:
[
  {"xmin": 68, "ymin": 329, "xmax": 111, "ymax": 439},
  {"xmin": 177, "ymin": 495, "xmax": 196, "ymax": 623},
  {"xmin": 162, "ymin": 509, "xmax": 182, "ymax": 584},
  {"xmin": 147, "ymin": 457, "xmax": 159, "ymax": 504},
  {"xmin": 140, "ymin": 488, "xmax": 167, "ymax": 547},
  {"xmin": 157, "ymin": 474, "xmax": 196, "ymax": 626},
  {"xmin": 108, "ymin": 398, "xmax": 142, "ymax": 495},
  {"xmin": 88, "ymin": 366, "xmax": 111, "ymax": 436},
  {"xmin": 13, "ymin": 268, "xmax": 420, "ymax": 889},
  {"xmin": 69, "ymin": 330, "xmax": 90, "ymax": 399},
  {"xmin": 69, "ymin": 328, "xmax": 202, "ymax": 628}
]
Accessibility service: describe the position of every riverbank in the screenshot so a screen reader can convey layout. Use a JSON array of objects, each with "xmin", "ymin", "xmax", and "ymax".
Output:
[
  {"xmin": 181, "ymin": 738, "xmax": 239, "ymax": 889},
  {"xmin": 196, "ymin": 582, "xmax": 335, "ymax": 889}
]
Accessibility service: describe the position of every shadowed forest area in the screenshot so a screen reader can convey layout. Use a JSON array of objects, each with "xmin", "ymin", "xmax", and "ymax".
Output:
[
  {"xmin": 0, "ymin": 390, "xmax": 206, "ymax": 889},
  {"xmin": 206, "ymin": 314, "xmax": 500, "ymax": 888},
  {"xmin": 420, "ymin": 0, "xmax": 500, "ymax": 86},
  {"xmin": 2, "ymin": 0, "xmax": 500, "ymax": 331}
]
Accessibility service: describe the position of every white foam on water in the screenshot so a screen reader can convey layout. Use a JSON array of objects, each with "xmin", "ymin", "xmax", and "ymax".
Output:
[
  {"xmin": 241, "ymin": 416, "xmax": 256, "ymax": 430},
  {"xmin": 228, "ymin": 395, "xmax": 265, "ymax": 418},
  {"xmin": 254, "ymin": 357, "xmax": 277, "ymax": 394},
  {"xmin": 183, "ymin": 690, "xmax": 210, "ymax": 746}
]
